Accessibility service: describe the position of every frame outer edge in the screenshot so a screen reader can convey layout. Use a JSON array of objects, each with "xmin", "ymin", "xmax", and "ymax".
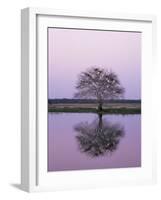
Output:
[
  {"xmin": 21, "ymin": 8, "xmax": 30, "ymax": 192},
  {"xmin": 21, "ymin": 7, "xmax": 37, "ymax": 192}
]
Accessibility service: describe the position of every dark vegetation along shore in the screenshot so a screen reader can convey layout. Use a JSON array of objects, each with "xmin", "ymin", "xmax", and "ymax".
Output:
[{"xmin": 48, "ymin": 99, "xmax": 141, "ymax": 114}]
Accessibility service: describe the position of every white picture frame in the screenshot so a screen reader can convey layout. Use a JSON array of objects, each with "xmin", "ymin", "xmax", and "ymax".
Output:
[{"xmin": 21, "ymin": 7, "xmax": 156, "ymax": 192}]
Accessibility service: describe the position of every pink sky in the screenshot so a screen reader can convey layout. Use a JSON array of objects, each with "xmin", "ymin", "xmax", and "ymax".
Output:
[{"xmin": 48, "ymin": 28, "xmax": 141, "ymax": 99}]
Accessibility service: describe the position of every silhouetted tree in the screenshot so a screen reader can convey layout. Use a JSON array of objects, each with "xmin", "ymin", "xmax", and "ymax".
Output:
[
  {"xmin": 74, "ymin": 114, "xmax": 125, "ymax": 157},
  {"xmin": 74, "ymin": 67, "xmax": 124, "ymax": 112}
]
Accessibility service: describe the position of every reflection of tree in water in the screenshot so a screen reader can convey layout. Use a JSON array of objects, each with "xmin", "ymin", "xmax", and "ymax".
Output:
[{"xmin": 74, "ymin": 114, "xmax": 125, "ymax": 157}]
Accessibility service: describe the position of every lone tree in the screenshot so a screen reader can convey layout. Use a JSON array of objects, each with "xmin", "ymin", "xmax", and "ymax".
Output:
[{"xmin": 74, "ymin": 67, "xmax": 124, "ymax": 112}]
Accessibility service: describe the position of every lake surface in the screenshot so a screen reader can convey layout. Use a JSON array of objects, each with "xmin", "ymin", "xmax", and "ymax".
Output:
[{"xmin": 48, "ymin": 113, "xmax": 141, "ymax": 171}]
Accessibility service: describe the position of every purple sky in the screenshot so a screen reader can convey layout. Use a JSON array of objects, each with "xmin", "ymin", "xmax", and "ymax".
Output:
[{"xmin": 48, "ymin": 28, "xmax": 141, "ymax": 99}]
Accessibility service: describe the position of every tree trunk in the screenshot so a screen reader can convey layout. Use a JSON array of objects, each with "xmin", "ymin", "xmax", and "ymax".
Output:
[{"xmin": 98, "ymin": 102, "xmax": 103, "ymax": 112}]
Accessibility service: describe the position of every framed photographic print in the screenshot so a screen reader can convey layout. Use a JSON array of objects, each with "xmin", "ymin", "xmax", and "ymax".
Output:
[{"xmin": 21, "ymin": 8, "xmax": 156, "ymax": 192}]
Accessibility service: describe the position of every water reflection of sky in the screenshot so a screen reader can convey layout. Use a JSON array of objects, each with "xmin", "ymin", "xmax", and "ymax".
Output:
[{"xmin": 48, "ymin": 113, "xmax": 141, "ymax": 172}]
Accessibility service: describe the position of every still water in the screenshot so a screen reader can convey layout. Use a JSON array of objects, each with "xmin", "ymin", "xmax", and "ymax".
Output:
[{"xmin": 48, "ymin": 113, "xmax": 141, "ymax": 171}]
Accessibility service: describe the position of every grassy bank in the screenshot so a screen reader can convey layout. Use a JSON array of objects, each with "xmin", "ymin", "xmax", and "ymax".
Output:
[{"xmin": 48, "ymin": 103, "xmax": 141, "ymax": 114}]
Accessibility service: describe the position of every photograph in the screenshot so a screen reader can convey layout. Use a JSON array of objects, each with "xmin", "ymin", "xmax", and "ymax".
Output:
[{"xmin": 47, "ymin": 27, "xmax": 141, "ymax": 172}]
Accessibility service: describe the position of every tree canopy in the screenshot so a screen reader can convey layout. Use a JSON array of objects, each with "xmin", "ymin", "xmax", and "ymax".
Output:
[{"xmin": 74, "ymin": 67, "xmax": 125, "ymax": 111}]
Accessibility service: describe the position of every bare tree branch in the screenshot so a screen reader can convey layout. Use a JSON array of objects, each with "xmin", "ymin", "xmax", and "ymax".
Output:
[{"xmin": 74, "ymin": 66, "xmax": 125, "ymax": 111}]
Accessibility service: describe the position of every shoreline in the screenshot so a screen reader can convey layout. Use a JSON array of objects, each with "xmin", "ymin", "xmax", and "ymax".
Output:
[{"xmin": 48, "ymin": 103, "xmax": 141, "ymax": 114}]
